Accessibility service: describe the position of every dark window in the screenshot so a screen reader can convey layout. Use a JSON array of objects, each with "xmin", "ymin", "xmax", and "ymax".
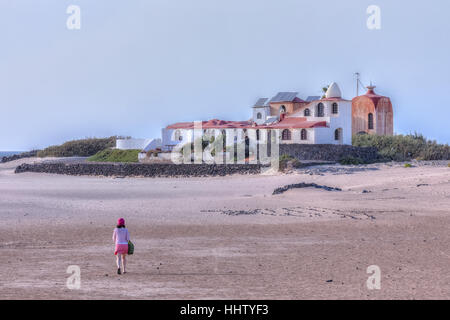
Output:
[
  {"xmin": 257, "ymin": 112, "xmax": 262, "ymax": 119},
  {"xmin": 174, "ymin": 130, "xmax": 182, "ymax": 141},
  {"xmin": 301, "ymin": 129, "xmax": 307, "ymax": 140},
  {"xmin": 368, "ymin": 113, "xmax": 374, "ymax": 130},
  {"xmin": 256, "ymin": 129, "xmax": 260, "ymax": 141},
  {"xmin": 304, "ymin": 108, "xmax": 310, "ymax": 116},
  {"xmin": 334, "ymin": 129, "xmax": 340, "ymax": 141},
  {"xmin": 281, "ymin": 129, "xmax": 291, "ymax": 141},
  {"xmin": 317, "ymin": 103, "xmax": 324, "ymax": 117},
  {"xmin": 280, "ymin": 105, "xmax": 286, "ymax": 114},
  {"xmin": 332, "ymin": 103, "xmax": 338, "ymax": 114}
]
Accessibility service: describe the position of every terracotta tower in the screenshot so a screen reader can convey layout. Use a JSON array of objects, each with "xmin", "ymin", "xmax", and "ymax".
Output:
[{"xmin": 351, "ymin": 85, "xmax": 393, "ymax": 136}]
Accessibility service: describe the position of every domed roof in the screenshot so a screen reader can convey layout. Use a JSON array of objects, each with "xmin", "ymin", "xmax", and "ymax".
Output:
[
  {"xmin": 361, "ymin": 85, "xmax": 389, "ymax": 106},
  {"xmin": 325, "ymin": 82, "xmax": 342, "ymax": 98}
]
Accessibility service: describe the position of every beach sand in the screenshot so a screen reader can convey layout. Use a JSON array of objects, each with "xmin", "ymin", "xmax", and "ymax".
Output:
[{"xmin": 0, "ymin": 158, "xmax": 449, "ymax": 299}]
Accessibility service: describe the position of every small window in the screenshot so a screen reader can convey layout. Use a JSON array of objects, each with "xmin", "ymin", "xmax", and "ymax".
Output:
[
  {"xmin": 334, "ymin": 129, "xmax": 340, "ymax": 141},
  {"xmin": 317, "ymin": 103, "xmax": 324, "ymax": 117},
  {"xmin": 304, "ymin": 108, "xmax": 310, "ymax": 116},
  {"xmin": 256, "ymin": 129, "xmax": 260, "ymax": 141},
  {"xmin": 281, "ymin": 129, "xmax": 291, "ymax": 141},
  {"xmin": 332, "ymin": 103, "xmax": 338, "ymax": 114},
  {"xmin": 301, "ymin": 129, "xmax": 307, "ymax": 140},
  {"xmin": 280, "ymin": 105, "xmax": 286, "ymax": 114},
  {"xmin": 368, "ymin": 113, "xmax": 374, "ymax": 130},
  {"xmin": 256, "ymin": 112, "xmax": 262, "ymax": 119},
  {"xmin": 174, "ymin": 130, "xmax": 182, "ymax": 141}
]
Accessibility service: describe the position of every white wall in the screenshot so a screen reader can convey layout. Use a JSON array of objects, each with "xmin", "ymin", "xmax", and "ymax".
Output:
[
  {"xmin": 142, "ymin": 139, "xmax": 162, "ymax": 151},
  {"xmin": 161, "ymin": 128, "xmax": 194, "ymax": 151},
  {"xmin": 116, "ymin": 139, "xmax": 152, "ymax": 150},
  {"xmin": 252, "ymin": 106, "xmax": 270, "ymax": 125},
  {"xmin": 311, "ymin": 101, "xmax": 352, "ymax": 145},
  {"xmin": 279, "ymin": 128, "xmax": 314, "ymax": 144}
]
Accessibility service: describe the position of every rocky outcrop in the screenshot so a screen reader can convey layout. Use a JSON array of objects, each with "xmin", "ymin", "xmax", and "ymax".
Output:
[
  {"xmin": 1, "ymin": 150, "xmax": 39, "ymax": 163},
  {"xmin": 14, "ymin": 162, "xmax": 263, "ymax": 177},
  {"xmin": 272, "ymin": 183, "xmax": 342, "ymax": 195}
]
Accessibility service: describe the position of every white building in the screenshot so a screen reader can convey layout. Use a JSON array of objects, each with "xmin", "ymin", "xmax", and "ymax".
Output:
[{"xmin": 160, "ymin": 82, "xmax": 352, "ymax": 151}]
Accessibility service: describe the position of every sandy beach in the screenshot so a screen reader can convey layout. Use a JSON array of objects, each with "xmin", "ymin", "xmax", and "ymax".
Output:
[{"xmin": 0, "ymin": 158, "xmax": 449, "ymax": 299}]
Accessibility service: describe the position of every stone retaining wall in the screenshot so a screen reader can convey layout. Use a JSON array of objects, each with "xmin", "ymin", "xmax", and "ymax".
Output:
[
  {"xmin": 14, "ymin": 162, "xmax": 263, "ymax": 177},
  {"xmin": 278, "ymin": 144, "xmax": 379, "ymax": 162}
]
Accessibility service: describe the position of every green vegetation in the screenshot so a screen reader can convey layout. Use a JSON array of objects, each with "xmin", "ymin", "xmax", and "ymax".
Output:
[
  {"xmin": 87, "ymin": 149, "xmax": 140, "ymax": 163},
  {"xmin": 37, "ymin": 137, "xmax": 119, "ymax": 158},
  {"xmin": 353, "ymin": 133, "xmax": 449, "ymax": 161},
  {"xmin": 321, "ymin": 85, "xmax": 329, "ymax": 99},
  {"xmin": 278, "ymin": 154, "xmax": 301, "ymax": 171},
  {"xmin": 404, "ymin": 163, "xmax": 412, "ymax": 168},
  {"xmin": 339, "ymin": 156, "xmax": 367, "ymax": 165},
  {"xmin": 448, "ymin": 163, "xmax": 450, "ymax": 167}
]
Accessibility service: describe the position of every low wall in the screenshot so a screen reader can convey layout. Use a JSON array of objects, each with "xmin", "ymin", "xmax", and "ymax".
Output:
[
  {"xmin": 278, "ymin": 144, "xmax": 379, "ymax": 162},
  {"xmin": 14, "ymin": 162, "xmax": 263, "ymax": 177}
]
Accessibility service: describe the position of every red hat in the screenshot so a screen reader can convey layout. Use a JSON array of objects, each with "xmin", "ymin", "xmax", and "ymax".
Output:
[{"xmin": 117, "ymin": 218, "xmax": 125, "ymax": 226}]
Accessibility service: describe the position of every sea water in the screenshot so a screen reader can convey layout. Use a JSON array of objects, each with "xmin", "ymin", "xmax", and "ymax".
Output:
[{"xmin": 0, "ymin": 151, "xmax": 23, "ymax": 158}]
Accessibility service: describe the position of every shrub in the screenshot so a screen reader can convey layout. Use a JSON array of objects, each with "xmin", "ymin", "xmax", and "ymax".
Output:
[
  {"xmin": 404, "ymin": 163, "xmax": 412, "ymax": 168},
  {"xmin": 278, "ymin": 154, "xmax": 301, "ymax": 171},
  {"xmin": 37, "ymin": 137, "xmax": 120, "ymax": 157},
  {"xmin": 87, "ymin": 149, "xmax": 140, "ymax": 163},
  {"xmin": 339, "ymin": 156, "xmax": 366, "ymax": 165},
  {"xmin": 352, "ymin": 133, "xmax": 449, "ymax": 161}
]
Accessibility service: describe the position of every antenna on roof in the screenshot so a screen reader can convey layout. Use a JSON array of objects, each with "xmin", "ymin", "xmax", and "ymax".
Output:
[
  {"xmin": 355, "ymin": 72, "xmax": 360, "ymax": 96},
  {"xmin": 354, "ymin": 72, "xmax": 366, "ymax": 96}
]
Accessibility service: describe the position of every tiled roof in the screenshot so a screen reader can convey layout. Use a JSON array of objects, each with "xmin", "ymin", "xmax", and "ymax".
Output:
[
  {"xmin": 270, "ymin": 92, "xmax": 300, "ymax": 103},
  {"xmin": 254, "ymin": 98, "xmax": 269, "ymax": 107},
  {"xmin": 166, "ymin": 117, "xmax": 327, "ymax": 130},
  {"xmin": 354, "ymin": 87, "xmax": 389, "ymax": 106}
]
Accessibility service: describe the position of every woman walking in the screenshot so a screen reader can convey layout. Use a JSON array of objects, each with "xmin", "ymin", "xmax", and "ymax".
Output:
[{"xmin": 112, "ymin": 218, "xmax": 130, "ymax": 274}]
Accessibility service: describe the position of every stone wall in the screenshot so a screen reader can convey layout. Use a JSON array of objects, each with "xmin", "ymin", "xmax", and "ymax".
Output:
[
  {"xmin": 278, "ymin": 144, "xmax": 379, "ymax": 162},
  {"xmin": 14, "ymin": 162, "xmax": 263, "ymax": 177}
]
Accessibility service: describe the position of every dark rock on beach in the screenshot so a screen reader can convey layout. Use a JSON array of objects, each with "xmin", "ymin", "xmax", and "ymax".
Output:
[{"xmin": 272, "ymin": 183, "xmax": 342, "ymax": 195}]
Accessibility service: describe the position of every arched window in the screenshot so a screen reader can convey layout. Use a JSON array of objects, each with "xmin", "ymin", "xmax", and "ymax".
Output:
[
  {"xmin": 301, "ymin": 129, "xmax": 307, "ymax": 140},
  {"xmin": 256, "ymin": 112, "xmax": 262, "ymax": 119},
  {"xmin": 280, "ymin": 105, "xmax": 286, "ymax": 114},
  {"xmin": 174, "ymin": 130, "xmax": 182, "ymax": 141},
  {"xmin": 304, "ymin": 108, "xmax": 310, "ymax": 116},
  {"xmin": 281, "ymin": 129, "xmax": 291, "ymax": 141},
  {"xmin": 334, "ymin": 129, "xmax": 340, "ymax": 141},
  {"xmin": 317, "ymin": 103, "xmax": 324, "ymax": 117},
  {"xmin": 332, "ymin": 103, "xmax": 338, "ymax": 114},
  {"xmin": 368, "ymin": 113, "xmax": 374, "ymax": 130}
]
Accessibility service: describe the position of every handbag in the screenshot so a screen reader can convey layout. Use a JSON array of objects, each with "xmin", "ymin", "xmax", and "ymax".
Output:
[{"xmin": 128, "ymin": 240, "xmax": 134, "ymax": 255}]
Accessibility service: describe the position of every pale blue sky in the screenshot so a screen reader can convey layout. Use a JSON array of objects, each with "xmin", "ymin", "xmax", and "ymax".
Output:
[{"xmin": 1, "ymin": 0, "xmax": 449, "ymax": 150}]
